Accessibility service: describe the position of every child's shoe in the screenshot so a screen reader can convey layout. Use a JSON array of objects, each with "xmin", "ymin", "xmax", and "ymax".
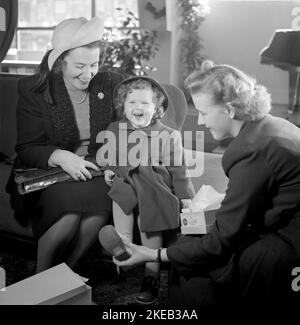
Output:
[{"xmin": 135, "ymin": 275, "xmax": 160, "ymax": 305}]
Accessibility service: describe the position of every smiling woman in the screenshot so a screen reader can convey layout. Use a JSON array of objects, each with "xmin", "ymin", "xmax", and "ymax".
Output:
[
  {"xmin": 6, "ymin": 17, "xmax": 124, "ymax": 274},
  {"xmin": 185, "ymin": 60, "xmax": 271, "ymax": 141},
  {"xmin": 62, "ymin": 47, "xmax": 100, "ymax": 92},
  {"xmin": 191, "ymin": 93, "xmax": 239, "ymax": 141}
]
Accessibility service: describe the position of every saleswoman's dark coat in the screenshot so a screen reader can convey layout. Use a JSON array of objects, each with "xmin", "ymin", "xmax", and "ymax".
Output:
[{"xmin": 167, "ymin": 114, "xmax": 300, "ymax": 299}]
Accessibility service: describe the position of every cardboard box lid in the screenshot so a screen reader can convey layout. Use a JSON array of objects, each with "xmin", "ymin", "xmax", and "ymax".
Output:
[{"xmin": 0, "ymin": 263, "xmax": 88, "ymax": 305}]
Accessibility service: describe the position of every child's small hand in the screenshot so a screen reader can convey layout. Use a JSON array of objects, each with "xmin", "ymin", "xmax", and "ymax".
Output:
[
  {"xmin": 180, "ymin": 199, "xmax": 192, "ymax": 210},
  {"xmin": 104, "ymin": 170, "xmax": 115, "ymax": 186}
]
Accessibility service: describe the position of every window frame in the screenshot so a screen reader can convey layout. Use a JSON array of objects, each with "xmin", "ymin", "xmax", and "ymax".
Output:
[
  {"xmin": 13, "ymin": 0, "xmax": 140, "ymax": 52},
  {"xmin": 13, "ymin": 0, "xmax": 96, "ymax": 52}
]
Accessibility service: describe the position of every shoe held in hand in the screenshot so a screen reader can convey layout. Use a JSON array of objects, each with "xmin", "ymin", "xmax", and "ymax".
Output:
[{"xmin": 98, "ymin": 225, "xmax": 130, "ymax": 261}]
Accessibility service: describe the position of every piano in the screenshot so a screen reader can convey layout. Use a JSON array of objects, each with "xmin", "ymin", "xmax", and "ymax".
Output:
[{"xmin": 260, "ymin": 29, "xmax": 300, "ymax": 126}]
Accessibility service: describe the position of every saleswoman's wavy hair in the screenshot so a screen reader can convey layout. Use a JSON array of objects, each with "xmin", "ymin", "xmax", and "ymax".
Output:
[{"xmin": 185, "ymin": 60, "xmax": 271, "ymax": 121}]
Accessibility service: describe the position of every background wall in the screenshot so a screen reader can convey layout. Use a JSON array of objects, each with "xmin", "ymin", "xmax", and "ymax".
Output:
[
  {"xmin": 200, "ymin": 0, "xmax": 300, "ymax": 106},
  {"xmin": 148, "ymin": 31, "xmax": 172, "ymax": 83}
]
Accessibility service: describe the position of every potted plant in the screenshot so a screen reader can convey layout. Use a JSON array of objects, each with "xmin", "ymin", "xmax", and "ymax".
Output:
[
  {"xmin": 177, "ymin": 0, "xmax": 210, "ymax": 101},
  {"xmin": 101, "ymin": 9, "xmax": 160, "ymax": 77}
]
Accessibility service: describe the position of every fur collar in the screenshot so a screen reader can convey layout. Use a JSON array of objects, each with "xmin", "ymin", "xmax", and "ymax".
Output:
[{"xmin": 44, "ymin": 72, "xmax": 116, "ymax": 155}]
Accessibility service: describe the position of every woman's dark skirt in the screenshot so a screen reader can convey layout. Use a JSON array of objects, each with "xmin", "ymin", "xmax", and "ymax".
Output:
[{"xmin": 28, "ymin": 176, "xmax": 111, "ymax": 238}]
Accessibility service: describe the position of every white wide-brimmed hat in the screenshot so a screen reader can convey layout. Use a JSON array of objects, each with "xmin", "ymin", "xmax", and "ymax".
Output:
[{"xmin": 48, "ymin": 16, "xmax": 104, "ymax": 71}]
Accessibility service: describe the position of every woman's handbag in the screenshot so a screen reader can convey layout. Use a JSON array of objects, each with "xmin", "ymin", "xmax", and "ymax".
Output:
[{"xmin": 15, "ymin": 167, "xmax": 103, "ymax": 195}]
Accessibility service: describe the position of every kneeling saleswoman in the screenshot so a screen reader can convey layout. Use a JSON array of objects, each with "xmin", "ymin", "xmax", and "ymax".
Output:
[{"xmin": 114, "ymin": 61, "xmax": 300, "ymax": 306}]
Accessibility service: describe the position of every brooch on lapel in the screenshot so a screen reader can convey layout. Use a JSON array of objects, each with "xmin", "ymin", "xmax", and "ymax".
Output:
[{"xmin": 97, "ymin": 92, "xmax": 105, "ymax": 100}]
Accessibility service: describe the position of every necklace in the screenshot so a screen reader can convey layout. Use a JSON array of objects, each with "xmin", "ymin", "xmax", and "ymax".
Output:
[{"xmin": 71, "ymin": 90, "xmax": 88, "ymax": 104}]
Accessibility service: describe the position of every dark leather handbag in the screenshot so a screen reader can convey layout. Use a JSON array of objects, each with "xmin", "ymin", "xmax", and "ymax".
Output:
[{"xmin": 14, "ymin": 167, "xmax": 103, "ymax": 195}]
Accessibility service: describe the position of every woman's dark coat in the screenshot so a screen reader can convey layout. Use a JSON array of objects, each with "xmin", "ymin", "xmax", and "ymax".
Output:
[{"xmin": 6, "ymin": 71, "xmax": 123, "ymax": 228}]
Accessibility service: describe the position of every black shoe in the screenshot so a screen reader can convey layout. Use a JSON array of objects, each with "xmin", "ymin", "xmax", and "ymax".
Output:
[{"xmin": 135, "ymin": 276, "xmax": 160, "ymax": 305}]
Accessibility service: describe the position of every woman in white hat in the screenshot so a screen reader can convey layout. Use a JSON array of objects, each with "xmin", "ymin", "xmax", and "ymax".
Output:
[{"xmin": 7, "ymin": 17, "xmax": 123, "ymax": 273}]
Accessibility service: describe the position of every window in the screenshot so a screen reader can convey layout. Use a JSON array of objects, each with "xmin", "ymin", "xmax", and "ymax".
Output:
[
  {"xmin": 6, "ymin": 0, "xmax": 139, "ymax": 61},
  {"xmin": 96, "ymin": 0, "xmax": 138, "ymax": 28}
]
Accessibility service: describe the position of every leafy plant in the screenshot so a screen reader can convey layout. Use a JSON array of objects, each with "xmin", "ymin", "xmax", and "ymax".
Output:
[
  {"xmin": 177, "ymin": 0, "xmax": 210, "ymax": 100},
  {"xmin": 100, "ymin": 9, "xmax": 160, "ymax": 77}
]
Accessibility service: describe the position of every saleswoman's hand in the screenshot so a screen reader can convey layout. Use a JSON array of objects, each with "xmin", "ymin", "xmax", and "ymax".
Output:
[
  {"xmin": 48, "ymin": 149, "xmax": 99, "ymax": 181},
  {"xmin": 113, "ymin": 241, "xmax": 157, "ymax": 268}
]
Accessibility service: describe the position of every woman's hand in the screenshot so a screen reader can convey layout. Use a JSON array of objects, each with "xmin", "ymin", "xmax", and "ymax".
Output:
[
  {"xmin": 113, "ymin": 241, "xmax": 157, "ymax": 268},
  {"xmin": 48, "ymin": 149, "xmax": 99, "ymax": 181},
  {"xmin": 104, "ymin": 170, "xmax": 115, "ymax": 186}
]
